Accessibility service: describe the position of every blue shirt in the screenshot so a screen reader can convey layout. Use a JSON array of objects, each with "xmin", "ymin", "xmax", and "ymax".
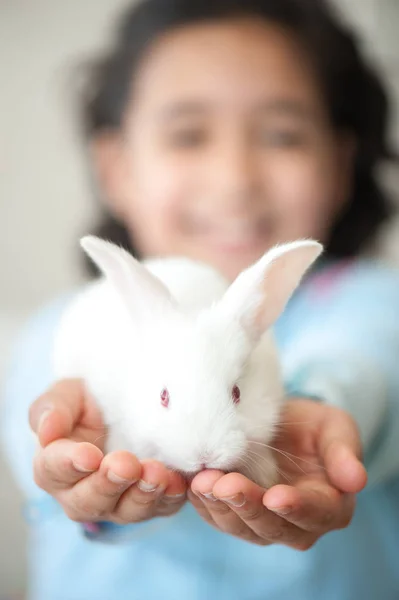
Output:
[{"xmin": 2, "ymin": 258, "xmax": 399, "ymax": 600}]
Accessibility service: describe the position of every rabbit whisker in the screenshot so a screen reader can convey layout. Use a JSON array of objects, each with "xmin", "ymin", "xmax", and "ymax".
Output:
[
  {"xmin": 246, "ymin": 449, "xmax": 292, "ymax": 484},
  {"xmin": 248, "ymin": 441, "xmax": 309, "ymax": 475}
]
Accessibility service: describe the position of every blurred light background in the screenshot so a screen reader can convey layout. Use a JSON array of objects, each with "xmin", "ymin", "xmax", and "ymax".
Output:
[{"xmin": 0, "ymin": 0, "xmax": 398, "ymax": 596}]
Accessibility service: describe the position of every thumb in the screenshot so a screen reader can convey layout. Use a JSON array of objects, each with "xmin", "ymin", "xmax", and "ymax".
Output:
[
  {"xmin": 29, "ymin": 379, "xmax": 86, "ymax": 447},
  {"xmin": 319, "ymin": 407, "xmax": 368, "ymax": 494}
]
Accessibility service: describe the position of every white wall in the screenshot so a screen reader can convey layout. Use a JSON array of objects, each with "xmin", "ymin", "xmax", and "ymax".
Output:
[
  {"xmin": 0, "ymin": 0, "xmax": 398, "ymax": 596},
  {"xmin": 1, "ymin": 0, "xmax": 133, "ymax": 313}
]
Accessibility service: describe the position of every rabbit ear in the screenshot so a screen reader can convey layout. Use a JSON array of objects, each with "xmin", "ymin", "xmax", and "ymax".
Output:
[
  {"xmin": 219, "ymin": 240, "xmax": 323, "ymax": 344},
  {"xmin": 80, "ymin": 236, "xmax": 178, "ymax": 322}
]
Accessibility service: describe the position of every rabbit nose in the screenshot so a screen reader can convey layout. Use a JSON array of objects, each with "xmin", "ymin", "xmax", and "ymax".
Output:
[{"xmin": 198, "ymin": 452, "xmax": 211, "ymax": 467}]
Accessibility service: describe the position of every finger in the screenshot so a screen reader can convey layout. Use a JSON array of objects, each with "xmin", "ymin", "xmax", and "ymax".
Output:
[
  {"xmin": 192, "ymin": 472, "xmax": 268, "ymax": 544},
  {"xmin": 319, "ymin": 409, "xmax": 368, "ymax": 493},
  {"xmin": 33, "ymin": 439, "xmax": 103, "ymax": 491},
  {"xmin": 61, "ymin": 451, "xmax": 142, "ymax": 522},
  {"xmin": 264, "ymin": 481, "xmax": 355, "ymax": 534},
  {"xmin": 324, "ymin": 441, "xmax": 367, "ymax": 493},
  {"xmin": 156, "ymin": 494, "xmax": 187, "ymax": 517},
  {"xmin": 163, "ymin": 469, "xmax": 187, "ymax": 497},
  {"xmin": 29, "ymin": 379, "xmax": 86, "ymax": 446},
  {"xmin": 155, "ymin": 470, "xmax": 188, "ymax": 517},
  {"xmin": 191, "ymin": 470, "xmax": 232, "ymax": 516},
  {"xmin": 191, "ymin": 470, "xmax": 240, "ymax": 526},
  {"xmin": 212, "ymin": 473, "xmax": 307, "ymax": 546},
  {"xmin": 113, "ymin": 460, "xmax": 172, "ymax": 523},
  {"xmin": 187, "ymin": 489, "xmax": 216, "ymax": 527},
  {"xmin": 189, "ymin": 488, "xmax": 263, "ymax": 544}
]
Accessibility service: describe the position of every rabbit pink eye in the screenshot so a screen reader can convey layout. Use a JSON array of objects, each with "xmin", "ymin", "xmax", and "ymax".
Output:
[
  {"xmin": 232, "ymin": 385, "xmax": 241, "ymax": 404},
  {"xmin": 160, "ymin": 388, "xmax": 170, "ymax": 408}
]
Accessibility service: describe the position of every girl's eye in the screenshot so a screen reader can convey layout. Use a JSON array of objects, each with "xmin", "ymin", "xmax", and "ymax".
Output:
[
  {"xmin": 160, "ymin": 388, "xmax": 170, "ymax": 408},
  {"xmin": 258, "ymin": 129, "xmax": 306, "ymax": 148},
  {"xmin": 232, "ymin": 385, "xmax": 241, "ymax": 405},
  {"xmin": 167, "ymin": 129, "xmax": 207, "ymax": 148}
]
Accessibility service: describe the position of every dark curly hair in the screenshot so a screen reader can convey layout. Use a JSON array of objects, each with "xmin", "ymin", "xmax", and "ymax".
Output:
[{"xmin": 80, "ymin": 0, "xmax": 397, "ymax": 274}]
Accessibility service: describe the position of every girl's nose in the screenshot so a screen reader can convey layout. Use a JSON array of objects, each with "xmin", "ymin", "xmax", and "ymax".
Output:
[{"xmin": 208, "ymin": 141, "xmax": 261, "ymax": 207}]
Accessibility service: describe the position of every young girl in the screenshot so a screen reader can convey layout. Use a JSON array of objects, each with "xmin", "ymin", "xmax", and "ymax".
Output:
[{"xmin": 2, "ymin": 0, "xmax": 399, "ymax": 598}]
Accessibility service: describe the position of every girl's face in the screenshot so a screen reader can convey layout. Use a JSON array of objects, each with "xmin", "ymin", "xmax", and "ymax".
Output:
[{"xmin": 96, "ymin": 18, "xmax": 353, "ymax": 280}]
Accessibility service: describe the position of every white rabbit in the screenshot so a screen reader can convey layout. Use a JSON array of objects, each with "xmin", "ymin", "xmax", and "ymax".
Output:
[{"xmin": 53, "ymin": 236, "xmax": 322, "ymax": 488}]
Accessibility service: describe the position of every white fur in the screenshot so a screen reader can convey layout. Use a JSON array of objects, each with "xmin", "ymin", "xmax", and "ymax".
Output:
[{"xmin": 53, "ymin": 237, "xmax": 322, "ymax": 488}]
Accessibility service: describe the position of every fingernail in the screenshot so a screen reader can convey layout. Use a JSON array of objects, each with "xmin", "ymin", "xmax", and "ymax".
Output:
[
  {"xmin": 163, "ymin": 492, "xmax": 186, "ymax": 502},
  {"xmin": 138, "ymin": 480, "xmax": 161, "ymax": 493},
  {"xmin": 38, "ymin": 408, "xmax": 52, "ymax": 435},
  {"xmin": 107, "ymin": 471, "xmax": 135, "ymax": 485},
  {"xmin": 268, "ymin": 505, "xmax": 292, "ymax": 515},
  {"xmin": 72, "ymin": 461, "xmax": 95, "ymax": 474},
  {"xmin": 199, "ymin": 492, "xmax": 218, "ymax": 502},
  {"xmin": 221, "ymin": 493, "xmax": 246, "ymax": 507}
]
